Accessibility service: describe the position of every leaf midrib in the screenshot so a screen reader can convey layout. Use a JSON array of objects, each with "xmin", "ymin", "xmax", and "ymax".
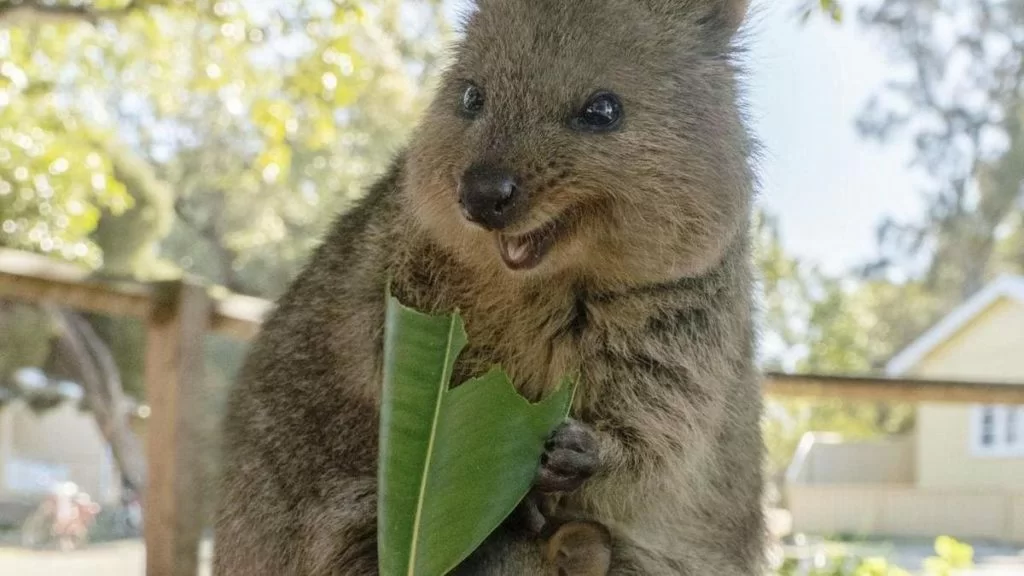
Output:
[{"xmin": 406, "ymin": 314, "xmax": 459, "ymax": 576}]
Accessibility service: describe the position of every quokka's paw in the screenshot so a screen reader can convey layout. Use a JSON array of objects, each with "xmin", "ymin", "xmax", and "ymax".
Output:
[
  {"xmin": 536, "ymin": 418, "xmax": 599, "ymax": 494},
  {"xmin": 545, "ymin": 520, "xmax": 613, "ymax": 576}
]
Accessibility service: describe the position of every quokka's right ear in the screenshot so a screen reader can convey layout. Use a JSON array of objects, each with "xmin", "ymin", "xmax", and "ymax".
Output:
[{"xmin": 646, "ymin": 0, "xmax": 750, "ymax": 35}]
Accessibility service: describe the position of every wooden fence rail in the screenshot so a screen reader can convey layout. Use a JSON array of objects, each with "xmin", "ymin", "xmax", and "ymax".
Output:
[
  {"xmin": 0, "ymin": 249, "xmax": 270, "ymax": 340},
  {"xmin": 1, "ymin": 247, "xmax": 1023, "ymax": 575},
  {"xmin": 763, "ymin": 372, "xmax": 1024, "ymax": 404}
]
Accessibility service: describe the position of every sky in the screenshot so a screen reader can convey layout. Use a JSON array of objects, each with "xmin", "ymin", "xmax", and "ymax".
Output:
[
  {"xmin": 744, "ymin": 0, "xmax": 924, "ymax": 274},
  {"xmin": 442, "ymin": 0, "xmax": 929, "ymax": 275}
]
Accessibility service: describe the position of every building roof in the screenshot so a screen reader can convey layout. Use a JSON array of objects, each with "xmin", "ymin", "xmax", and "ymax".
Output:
[{"xmin": 886, "ymin": 275, "xmax": 1024, "ymax": 376}]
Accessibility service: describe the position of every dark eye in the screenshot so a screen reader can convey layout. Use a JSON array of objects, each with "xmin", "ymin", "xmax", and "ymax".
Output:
[
  {"xmin": 460, "ymin": 82, "xmax": 485, "ymax": 117},
  {"xmin": 572, "ymin": 91, "xmax": 623, "ymax": 132}
]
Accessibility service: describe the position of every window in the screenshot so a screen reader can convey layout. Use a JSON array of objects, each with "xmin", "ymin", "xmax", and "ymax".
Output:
[
  {"xmin": 971, "ymin": 405, "xmax": 1024, "ymax": 458},
  {"xmin": 981, "ymin": 406, "xmax": 995, "ymax": 447}
]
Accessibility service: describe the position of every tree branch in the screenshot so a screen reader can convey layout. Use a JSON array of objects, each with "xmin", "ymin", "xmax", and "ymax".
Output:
[
  {"xmin": 173, "ymin": 195, "xmax": 249, "ymax": 294},
  {"xmin": 46, "ymin": 306, "xmax": 147, "ymax": 493},
  {"xmin": 0, "ymin": 0, "xmax": 139, "ymax": 26}
]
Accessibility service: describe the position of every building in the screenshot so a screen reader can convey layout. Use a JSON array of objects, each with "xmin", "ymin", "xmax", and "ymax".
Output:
[
  {"xmin": 786, "ymin": 275, "xmax": 1024, "ymax": 543},
  {"xmin": 0, "ymin": 398, "xmax": 120, "ymax": 523}
]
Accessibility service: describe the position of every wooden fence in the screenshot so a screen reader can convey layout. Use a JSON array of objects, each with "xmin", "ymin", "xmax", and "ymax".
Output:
[
  {"xmin": 1, "ymin": 249, "xmax": 268, "ymax": 576},
  {"xmin": 2, "ymin": 247, "xmax": 1024, "ymax": 575}
]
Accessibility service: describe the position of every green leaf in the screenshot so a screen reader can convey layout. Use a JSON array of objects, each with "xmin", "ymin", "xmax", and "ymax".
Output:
[
  {"xmin": 933, "ymin": 536, "xmax": 973, "ymax": 568},
  {"xmin": 251, "ymin": 98, "xmax": 295, "ymax": 142},
  {"xmin": 378, "ymin": 293, "xmax": 575, "ymax": 576},
  {"xmin": 255, "ymin": 144, "xmax": 292, "ymax": 183}
]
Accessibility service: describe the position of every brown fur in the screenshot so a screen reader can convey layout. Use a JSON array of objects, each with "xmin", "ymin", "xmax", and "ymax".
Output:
[
  {"xmin": 454, "ymin": 520, "xmax": 613, "ymax": 576},
  {"xmin": 214, "ymin": 0, "xmax": 765, "ymax": 574}
]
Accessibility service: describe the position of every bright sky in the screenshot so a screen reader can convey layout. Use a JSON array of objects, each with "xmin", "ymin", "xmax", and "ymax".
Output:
[
  {"xmin": 746, "ymin": 0, "xmax": 924, "ymax": 274},
  {"xmin": 442, "ymin": 0, "xmax": 928, "ymax": 275}
]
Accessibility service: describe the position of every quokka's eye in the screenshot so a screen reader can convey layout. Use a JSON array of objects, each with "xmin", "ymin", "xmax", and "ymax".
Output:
[
  {"xmin": 572, "ymin": 91, "xmax": 623, "ymax": 132},
  {"xmin": 460, "ymin": 82, "xmax": 485, "ymax": 118}
]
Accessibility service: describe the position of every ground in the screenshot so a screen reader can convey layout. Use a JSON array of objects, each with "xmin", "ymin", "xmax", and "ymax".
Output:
[
  {"xmin": 0, "ymin": 537, "xmax": 1020, "ymax": 575},
  {"xmin": 782, "ymin": 536, "xmax": 1024, "ymax": 575},
  {"xmin": 0, "ymin": 539, "xmax": 211, "ymax": 576}
]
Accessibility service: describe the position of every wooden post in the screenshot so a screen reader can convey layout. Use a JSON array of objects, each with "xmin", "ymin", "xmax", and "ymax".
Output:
[{"xmin": 144, "ymin": 281, "xmax": 211, "ymax": 576}]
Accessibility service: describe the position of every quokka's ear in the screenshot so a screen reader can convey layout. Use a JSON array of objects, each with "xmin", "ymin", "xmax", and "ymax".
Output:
[{"xmin": 646, "ymin": 0, "xmax": 750, "ymax": 34}]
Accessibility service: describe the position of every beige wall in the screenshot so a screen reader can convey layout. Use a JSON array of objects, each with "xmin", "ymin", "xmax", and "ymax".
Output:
[
  {"xmin": 0, "ymin": 401, "xmax": 118, "ymax": 503},
  {"xmin": 1013, "ymin": 494, "xmax": 1024, "ymax": 543},
  {"xmin": 910, "ymin": 299, "xmax": 1024, "ymax": 382},
  {"xmin": 789, "ymin": 435, "xmax": 914, "ymax": 485},
  {"xmin": 909, "ymin": 299, "xmax": 1024, "ymax": 491},
  {"xmin": 787, "ymin": 484, "xmax": 1021, "ymax": 542},
  {"xmin": 915, "ymin": 403, "xmax": 1024, "ymax": 489}
]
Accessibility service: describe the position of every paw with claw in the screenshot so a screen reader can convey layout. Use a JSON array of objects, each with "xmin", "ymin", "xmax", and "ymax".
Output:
[{"xmin": 535, "ymin": 419, "xmax": 600, "ymax": 494}]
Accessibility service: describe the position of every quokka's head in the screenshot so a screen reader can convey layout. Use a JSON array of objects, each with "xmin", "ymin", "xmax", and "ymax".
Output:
[{"xmin": 404, "ymin": 0, "xmax": 753, "ymax": 288}]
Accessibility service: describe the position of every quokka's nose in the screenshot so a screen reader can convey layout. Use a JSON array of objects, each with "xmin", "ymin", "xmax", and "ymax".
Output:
[{"xmin": 458, "ymin": 163, "xmax": 524, "ymax": 230}]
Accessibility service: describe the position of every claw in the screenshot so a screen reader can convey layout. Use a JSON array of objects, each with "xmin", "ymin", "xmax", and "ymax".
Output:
[{"xmin": 536, "ymin": 419, "xmax": 599, "ymax": 494}]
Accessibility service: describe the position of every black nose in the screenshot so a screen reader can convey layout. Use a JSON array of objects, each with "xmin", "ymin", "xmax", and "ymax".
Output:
[{"xmin": 458, "ymin": 164, "xmax": 523, "ymax": 230}]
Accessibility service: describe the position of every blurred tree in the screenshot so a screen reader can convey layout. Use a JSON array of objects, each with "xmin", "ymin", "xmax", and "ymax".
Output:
[
  {"xmin": 858, "ymin": 0, "xmax": 1024, "ymax": 302},
  {"xmin": 755, "ymin": 213, "xmax": 918, "ymax": 476},
  {"xmin": 1, "ymin": 0, "xmax": 446, "ymax": 295},
  {"xmin": 0, "ymin": 0, "xmax": 447, "ymax": 499},
  {"xmin": 798, "ymin": 0, "xmax": 844, "ymax": 23},
  {"xmin": 91, "ymin": 142, "xmax": 175, "ymax": 279},
  {"xmin": 0, "ymin": 303, "xmax": 54, "ymax": 393}
]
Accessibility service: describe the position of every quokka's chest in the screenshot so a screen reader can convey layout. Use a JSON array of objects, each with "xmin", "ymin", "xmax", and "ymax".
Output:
[{"xmin": 451, "ymin": 299, "xmax": 618, "ymax": 402}]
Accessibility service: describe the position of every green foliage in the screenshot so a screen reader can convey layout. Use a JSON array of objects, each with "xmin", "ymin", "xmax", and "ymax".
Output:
[
  {"xmin": 0, "ymin": 57, "xmax": 126, "ymax": 267},
  {"xmin": 0, "ymin": 0, "xmax": 446, "ymax": 388},
  {"xmin": 1, "ymin": 0, "xmax": 446, "ymax": 297},
  {"xmin": 923, "ymin": 536, "xmax": 974, "ymax": 576},
  {"xmin": 799, "ymin": 0, "xmax": 843, "ymax": 24},
  {"xmin": 773, "ymin": 537, "xmax": 973, "ymax": 576},
  {"xmin": 378, "ymin": 294, "xmax": 575, "ymax": 575},
  {"xmin": 91, "ymin": 143, "xmax": 175, "ymax": 279},
  {"xmin": 755, "ymin": 213, "xmax": 918, "ymax": 476},
  {"xmin": 0, "ymin": 303, "xmax": 56, "ymax": 391},
  {"xmin": 852, "ymin": 558, "xmax": 911, "ymax": 576}
]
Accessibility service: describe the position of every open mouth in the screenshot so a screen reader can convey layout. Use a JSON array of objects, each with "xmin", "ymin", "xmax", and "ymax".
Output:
[{"xmin": 496, "ymin": 215, "xmax": 567, "ymax": 270}]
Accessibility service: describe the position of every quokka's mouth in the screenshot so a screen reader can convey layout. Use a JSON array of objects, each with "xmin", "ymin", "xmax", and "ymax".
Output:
[{"xmin": 495, "ymin": 214, "xmax": 569, "ymax": 270}]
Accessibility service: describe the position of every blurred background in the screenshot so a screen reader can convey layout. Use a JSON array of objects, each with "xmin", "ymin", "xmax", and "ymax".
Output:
[{"xmin": 0, "ymin": 0, "xmax": 1021, "ymax": 574}]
